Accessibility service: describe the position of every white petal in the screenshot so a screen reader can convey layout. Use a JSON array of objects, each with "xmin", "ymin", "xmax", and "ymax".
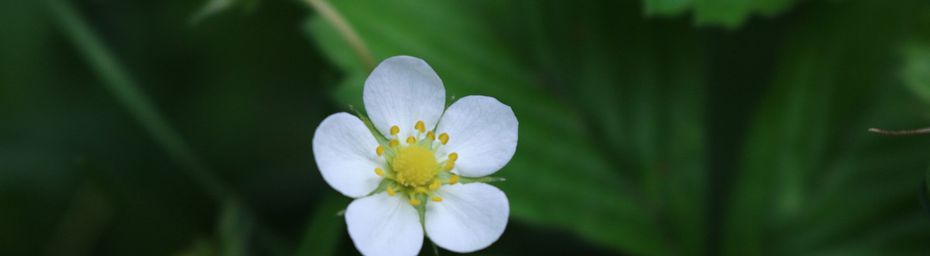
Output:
[
  {"xmin": 312, "ymin": 113, "xmax": 383, "ymax": 198},
  {"xmin": 435, "ymin": 96, "xmax": 518, "ymax": 177},
  {"xmin": 346, "ymin": 193, "xmax": 424, "ymax": 256},
  {"xmin": 425, "ymin": 183, "xmax": 509, "ymax": 253},
  {"xmin": 364, "ymin": 56, "xmax": 446, "ymax": 139}
]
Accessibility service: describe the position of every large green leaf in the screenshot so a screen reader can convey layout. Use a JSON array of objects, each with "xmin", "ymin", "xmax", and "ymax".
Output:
[
  {"xmin": 723, "ymin": 1, "xmax": 930, "ymax": 255},
  {"xmin": 304, "ymin": 0, "xmax": 707, "ymax": 254},
  {"xmin": 523, "ymin": 2, "xmax": 708, "ymax": 253}
]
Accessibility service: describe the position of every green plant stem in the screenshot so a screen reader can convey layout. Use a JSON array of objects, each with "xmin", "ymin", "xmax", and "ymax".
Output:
[{"xmin": 304, "ymin": 0, "xmax": 376, "ymax": 71}]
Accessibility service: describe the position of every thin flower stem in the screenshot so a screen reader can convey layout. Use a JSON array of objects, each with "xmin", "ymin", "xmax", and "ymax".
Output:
[
  {"xmin": 867, "ymin": 127, "xmax": 930, "ymax": 136},
  {"xmin": 304, "ymin": 0, "xmax": 376, "ymax": 71}
]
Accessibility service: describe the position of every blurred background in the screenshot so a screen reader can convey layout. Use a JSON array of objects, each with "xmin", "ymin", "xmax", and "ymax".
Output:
[{"xmin": 3, "ymin": 0, "xmax": 930, "ymax": 255}]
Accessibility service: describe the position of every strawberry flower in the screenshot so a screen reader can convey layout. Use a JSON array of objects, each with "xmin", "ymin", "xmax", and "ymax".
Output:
[{"xmin": 312, "ymin": 56, "xmax": 517, "ymax": 255}]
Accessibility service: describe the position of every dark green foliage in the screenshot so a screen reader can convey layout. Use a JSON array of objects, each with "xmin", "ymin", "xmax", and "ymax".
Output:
[{"xmin": 1, "ymin": 0, "xmax": 929, "ymax": 255}]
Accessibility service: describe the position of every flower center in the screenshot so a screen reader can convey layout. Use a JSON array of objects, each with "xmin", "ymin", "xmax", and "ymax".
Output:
[
  {"xmin": 391, "ymin": 145, "xmax": 438, "ymax": 186},
  {"xmin": 372, "ymin": 120, "xmax": 460, "ymax": 206}
]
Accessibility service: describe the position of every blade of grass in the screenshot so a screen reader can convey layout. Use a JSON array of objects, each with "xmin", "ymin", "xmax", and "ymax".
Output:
[
  {"xmin": 43, "ymin": 0, "xmax": 228, "ymax": 201},
  {"xmin": 43, "ymin": 1, "xmax": 293, "ymax": 254}
]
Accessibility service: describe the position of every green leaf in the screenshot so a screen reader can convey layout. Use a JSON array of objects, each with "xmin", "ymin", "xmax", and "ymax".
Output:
[
  {"xmin": 190, "ymin": 0, "xmax": 260, "ymax": 25},
  {"xmin": 218, "ymin": 200, "xmax": 252, "ymax": 256},
  {"xmin": 693, "ymin": 0, "xmax": 795, "ymax": 28},
  {"xmin": 644, "ymin": 0, "xmax": 797, "ymax": 28},
  {"xmin": 529, "ymin": 2, "xmax": 709, "ymax": 253},
  {"xmin": 644, "ymin": 0, "xmax": 692, "ymax": 16},
  {"xmin": 901, "ymin": 42, "xmax": 930, "ymax": 105},
  {"xmin": 723, "ymin": 1, "xmax": 930, "ymax": 255},
  {"xmin": 296, "ymin": 193, "xmax": 349, "ymax": 256}
]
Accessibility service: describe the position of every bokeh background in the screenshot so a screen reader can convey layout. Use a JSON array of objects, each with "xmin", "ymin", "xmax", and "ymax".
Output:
[{"xmin": 3, "ymin": 0, "xmax": 930, "ymax": 255}]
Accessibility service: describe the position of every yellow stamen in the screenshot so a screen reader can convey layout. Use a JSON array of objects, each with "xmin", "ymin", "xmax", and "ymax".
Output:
[
  {"xmin": 447, "ymin": 152, "xmax": 458, "ymax": 161},
  {"xmin": 386, "ymin": 186, "xmax": 396, "ymax": 196},
  {"xmin": 443, "ymin": 160, "xmax": 455, "ymax": 171},
  {"xmin": 409, "ymin": 198, "xmax": 421, "ymax": 206},
  {"xmin": 374, "ymin": 167, "xmax": 385, "ymax": 177},
  {"xmin": 429, "ymin": 180, "xmax": 441, "ymax": 191},
  {"xmin": 415, "ymin": 121, "xmax": 425, "ymax": 133},
  {"xmin": 449, "ymin": 175, "xmax": 459, "ymax": 184},
  {"xmin": 426, "ymin": 131, "xmax": 435, "ymax": 141},
  {"xmin": 415, "ymin": 187, "xmax": 428, "ymax": 193},
  {"xmin": 406, "ymin": 136, "xmax": 416, "ymax": 144},
  {"xmin": 390, "ymin": 125, "xmax": 400, "ymax": 136},
  {"xmin": 376, "ymin": 145, "xmax": 384, "ymax": 156},
  {"xmin": 431, "ymin": 196, "xmax": 443, "ymax": 202},
  {"xmin": 389, "ymin": 139, "xmax": 399, "ymax": 148},
  {"xmin": 439, "ymin": 133, "xmax": 449, "ymax": 145}
]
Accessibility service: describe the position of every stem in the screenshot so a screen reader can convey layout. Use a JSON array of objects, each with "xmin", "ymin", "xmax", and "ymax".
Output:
[
  {"xmin": 867, "ymin": 127, "xmax": 930, "ymax": 136},
  {"xmin": 304, "ymin": 0, "xmax": 376, "ymax": 70}
]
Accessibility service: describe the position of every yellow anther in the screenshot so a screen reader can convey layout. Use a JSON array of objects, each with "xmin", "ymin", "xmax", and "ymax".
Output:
[
  {"xmin": 390, "ymin": 125, "xmax": 400, "ymax": 136},
  {"xmin": 439, "ymin": 133, "xmax": 449, "ymax": 145},
  {"xmin": 431, "ymin": 196, "xmax": 443, "ymax": 202},
  {"xmin": 376, "ymin": 145, "xmax": 384, "ymax": 156},
  {"xmin": 415, "ymin": 187, "xmax": 428, "ymax": 194},
  {"xmin": 374, "ymin": 167, "xmax": 385, "ymax": 177},
  {"xmin": 386, "ymin": 186, "xmax": 396, "ymax": 196},
  {"xmin": 426, "ymin": 131, "xmax": 435, "ymax": 141},
  {"xmin": 415, "ymin": 121, "xmax": 425, "ymax": 133},
  {"xmin": 449, "ymin": 175, "xmax": 459, "ymax": 184},
  {"xmin": 443, "ymin": 160, "xmax": 455, "ymax": 171},
  {"xmin": 447, "ymin": 152, "xmax": 458, "ymax": 161},
  {"xmin": 389, "ymin": 139, "xmax": 399, "ymax": 148},
  {"xmin": 406, "ymin": 136, "xmax": 416, "ymax": 144},
  {"xmin": 409, "ymin": 198, "xmax": 421, "ymax": 206},
  {"xmin": 429, "ymin": 180, "xmax": 441, "ymax": 191}
]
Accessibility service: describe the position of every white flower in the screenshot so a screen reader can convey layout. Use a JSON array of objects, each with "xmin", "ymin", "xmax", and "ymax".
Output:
[{"xmin": 312, "ymin": 56, "xmax": 517, "ymax": 256}]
